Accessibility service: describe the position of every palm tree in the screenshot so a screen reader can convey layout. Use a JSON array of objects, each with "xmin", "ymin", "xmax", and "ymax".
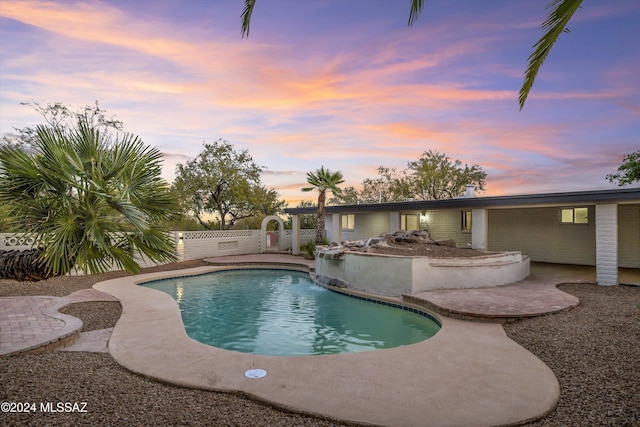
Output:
[
  {"xmin": 0, "ymin": 116, "xmax": 178, "ymax": 276},
  {"xmin": 240, "ymin": 0, "xmax": 583, "ymax": 109},
  {"xmin": 519, "ymin": 0, "xmax": 583, "ymax": 110},
  {"xmin": 302, "ymin": 166, "xmax": 344, "ymax": 244}
]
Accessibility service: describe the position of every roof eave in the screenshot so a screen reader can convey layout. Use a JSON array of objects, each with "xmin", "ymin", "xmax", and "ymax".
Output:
[{"xmin": 284, "ymin": 187, "xmax": 640, "ymax": 215}]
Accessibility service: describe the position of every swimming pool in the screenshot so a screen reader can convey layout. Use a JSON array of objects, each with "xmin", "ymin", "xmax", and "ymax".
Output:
[{"xmin": 143, "ymin": 269, "xmax": 440, "ymax": 356}]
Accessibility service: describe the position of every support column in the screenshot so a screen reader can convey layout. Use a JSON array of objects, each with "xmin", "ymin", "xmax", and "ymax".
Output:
[
  {"xmin": 596, "ymin": 204, "xmax": 618, "ymax": 286},
  {"xmin": 331, "ymin": 213, "xmax": 342, "ymax": 244},
  {"xmin": 389, "ymin": 211, "xmax": 401, "ymax": 232},
  {"xmin": 471, "ymin": 209, "xmax": 488, "ymax": 250},
  {"xmin": 291, "ymin": 215, "xmax": 300, "ymax": 255}
]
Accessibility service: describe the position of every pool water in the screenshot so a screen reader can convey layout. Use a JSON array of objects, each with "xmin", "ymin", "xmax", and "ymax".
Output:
[{"xmin": 143, "ymin": 269, "xmax": 440, "ymax": 356}]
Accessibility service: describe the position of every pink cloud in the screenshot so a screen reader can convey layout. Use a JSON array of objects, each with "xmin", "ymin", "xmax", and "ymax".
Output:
[{"xmin": 2, "ymin": 0, "xmax": 637, "ymax": 207}]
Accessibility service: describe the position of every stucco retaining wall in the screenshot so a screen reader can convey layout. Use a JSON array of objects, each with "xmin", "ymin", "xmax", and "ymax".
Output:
[{"xmin": 316, "ymin": 251, "xmax": 530, "ymax": 296}]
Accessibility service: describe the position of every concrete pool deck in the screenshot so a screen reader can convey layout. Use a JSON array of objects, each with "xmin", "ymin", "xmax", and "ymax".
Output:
[
  {"xmin": 93, "ymin": 265, "xmax": 559, "ymax": 427},
  {"xmin": 3, "ymin": 258, "xmax": 638, "ymax": 426}
]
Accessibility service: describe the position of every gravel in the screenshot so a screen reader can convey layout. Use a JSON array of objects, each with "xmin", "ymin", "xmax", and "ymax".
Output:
[
  {"xmin": 1, "ymin": 261, "xmax": 638, "ymax": 426},
  {"xmin": 59, "ymin": 302, "xmax": 122, "ymax": 332},
  {"xmin": 504, "ymin": 283, "xmax": 640, "ymax": 426},
  {"xmin": 0, "ymin": 259, "xmax": 210, "ymax": 297},
  {"xmin": 0, "ymin": 353, "xmax": 353, "ymax": 427}
]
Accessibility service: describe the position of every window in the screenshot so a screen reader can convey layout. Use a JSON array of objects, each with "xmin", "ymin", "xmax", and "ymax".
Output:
[
  {"xmin": 461, "ymin": 211, "xmax": 472, "ymax": 231},
  {"xmin": 341, "ymin": 214, "xmax": 355, "ymax": 230},
  {"xmin": 560, "ymin": 207, "xmax": 588, "ymax": 224},
  {"xmin": 419, "ymin": 211, "xmax": 429, "ymax": 227},
  {"xmin": 401, "ymin": 214, "xmax": 419, "ymax": 231}
]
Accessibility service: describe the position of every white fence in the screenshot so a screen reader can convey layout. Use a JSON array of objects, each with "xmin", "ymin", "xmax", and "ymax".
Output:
[
  {"xmin": 176, "ymin": 229, "xmax": 316, "ymax": 260},
  {"xmin": 0, "ymin": 234, "xmax": 35, "ymax": 251},
  {"xmin": 177, "ymin": 230, "xmax": 260, "ymax": 260},
  {"xmin": 1, "ymin": 230, "xmax": 318, "ymax": 262}
]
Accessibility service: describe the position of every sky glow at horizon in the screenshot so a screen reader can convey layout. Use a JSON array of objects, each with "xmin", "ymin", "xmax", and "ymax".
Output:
[{"xmin": 1, "ymin": 0, "xmax": 639, "ymax": 205}]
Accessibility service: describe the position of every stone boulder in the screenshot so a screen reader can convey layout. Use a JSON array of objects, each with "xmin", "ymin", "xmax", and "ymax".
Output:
[
  {"xmin": 317, "ymin": 247, "xmax": 345, "ymax": 260},
  {"xmin": 342, "ymin": 239, "xmax": 367, "ymax": 249},
  {"xmin": 365, "ymin": 237, "xmax": 386, "ymax": 246},
  {"xmin": 381, "ymin": 230, "xmax": 432, "ymax": 245}
]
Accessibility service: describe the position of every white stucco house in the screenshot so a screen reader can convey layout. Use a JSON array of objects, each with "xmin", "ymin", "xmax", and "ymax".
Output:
[{"xmin": 285, "ymin": 187, "xmax": 640, "ymax": 286}]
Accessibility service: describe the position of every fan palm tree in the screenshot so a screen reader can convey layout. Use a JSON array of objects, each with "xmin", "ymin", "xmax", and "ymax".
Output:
[
  {"xmin": 240, "ymin": 0, "xmax": 583, "ymax": 109},
  {"xmin": 302, "ymin": 166, "xmax": 344, "ymax": 244},
  {"xmin": 0, "ymin": 117, "xmax": 178, "ymax": 276}
]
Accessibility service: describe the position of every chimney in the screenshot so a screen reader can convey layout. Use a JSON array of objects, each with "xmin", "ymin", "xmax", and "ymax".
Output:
[{"xmin": 465, "ymin": 184, "xmax": 475, "ymax": 198}]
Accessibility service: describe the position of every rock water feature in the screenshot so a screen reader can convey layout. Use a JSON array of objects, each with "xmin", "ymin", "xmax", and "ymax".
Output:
[{"xmin": 315, "ymin": 230, "xmax": 530, "ymax": 296}]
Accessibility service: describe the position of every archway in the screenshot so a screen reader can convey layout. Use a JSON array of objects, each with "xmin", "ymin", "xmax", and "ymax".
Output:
[{"xmin": 260, "ymin": 215, "xmax": 284, "ymax": 253}]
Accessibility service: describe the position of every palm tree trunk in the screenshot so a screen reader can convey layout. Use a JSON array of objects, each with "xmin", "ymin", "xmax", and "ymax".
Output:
[
  {"xmin": 316, "ymin": 190, "xmax": 326, "ymax": 244},
  {"xmin": 0, "ymin": 249, "xmax": 57, "ymax": 281}
]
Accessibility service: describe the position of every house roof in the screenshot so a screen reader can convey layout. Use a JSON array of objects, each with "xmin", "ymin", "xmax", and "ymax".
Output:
[{"xmin": 284, "ymin": 187, "xmax": 640, "ymax": 215}]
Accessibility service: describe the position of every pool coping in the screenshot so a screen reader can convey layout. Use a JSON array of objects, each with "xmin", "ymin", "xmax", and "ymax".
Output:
[{"xmin": 94, "ymin": 265, "xmax": 559, "ymax": 427}]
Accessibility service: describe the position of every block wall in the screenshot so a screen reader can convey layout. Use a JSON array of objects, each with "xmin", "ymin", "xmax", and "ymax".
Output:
[{"xmin": 488, "ymin": 207, "xmax": 596, "ymax": 265}]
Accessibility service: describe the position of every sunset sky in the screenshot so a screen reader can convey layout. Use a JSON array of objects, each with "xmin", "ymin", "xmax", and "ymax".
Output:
[{"xmin": 1, "ymin": 0, "xmax": 639, "ymax": 205}]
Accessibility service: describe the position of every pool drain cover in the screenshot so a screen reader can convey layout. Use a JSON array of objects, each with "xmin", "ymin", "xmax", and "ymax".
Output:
[{"xmin": 244, "ymin": 368, "xmax": 267, "ymax": 379}]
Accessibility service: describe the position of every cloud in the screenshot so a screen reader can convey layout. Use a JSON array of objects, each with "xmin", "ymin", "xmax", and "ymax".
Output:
[
  {"xmin": 262, "ymin": 169, "xmax": 302, "ymax": 176},
  {"xmin": 1, "ymin": 0, "xmax": 638, "ymax": 206}
]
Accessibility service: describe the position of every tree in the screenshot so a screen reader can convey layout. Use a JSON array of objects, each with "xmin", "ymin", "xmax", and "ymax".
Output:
[
  {"xmin": 286, "ymin": 200, "xmax": 318, "ymax": 230},
  {"xmin": 607, "ymin": 151, "xmax": 640, "ymax": 186},
  {"xmin": 1, "ymin": 101, "xmax": 123, "ymax": 152},
  {"xmin": 0, "ymin": 112, "xmax": 178, "ymax": 276},
  {"xmin": 240, "ymin": 0, "xmax": 583, "ymax": 109},
  {"xmin": 302, "ymin": 166, "xmax": 344, "ymax": 244},
  {"xmin": 228, "ymin": 184, "xmax": 286, "ymax": 227},
  {"xmin": 299, "ymin": 199, "xmax": 318, "ymax": 229},
  {"xmin": 406, "ymin": 150, "xmax": 486, "ymax": 200},
  {"xmin": 172, "ymin": 140, "xmax": 284, "ymax": 229},
  {"xmin": 333, "ymin": 167, "xmax": 412, "ymax": 204},
  {"xmin": 332, "ymin": 152, "xmax": 486, "ymax": 205},
  {"xmin": 361, "ymin": 166, "xmax": 414, "ymax": 203},
  {"xmin": 331, "ymin": 186, "xmax": 361, "ymax": 205}
]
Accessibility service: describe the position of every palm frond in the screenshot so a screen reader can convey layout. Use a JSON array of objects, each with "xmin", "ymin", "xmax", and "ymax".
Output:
[
  {"xmin": 0, "ymin": 145, "xmax": 41, "ymax": 199},
  {"xmin": 408, "ymin": 0, "xmax": 426, "ymax": 26},
  {"xmin": 127, "ymin": 229, "xmax": 177, "ymax": 265},
  {"xmin": 107, "ymin": 199, "xmax": 149, "ymax": 231},
  {"xmin": 241, "ymin": 0, "xmax": 256, "ymax": 38},
  {"xmin": 519, "ymin": 0, "xmax": 583, "ymax": 109}
]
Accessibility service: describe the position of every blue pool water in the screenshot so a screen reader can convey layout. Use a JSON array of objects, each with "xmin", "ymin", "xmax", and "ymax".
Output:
[{"xmin": 143, "ymin": 269, "xmax": 440, "ymax": 356}]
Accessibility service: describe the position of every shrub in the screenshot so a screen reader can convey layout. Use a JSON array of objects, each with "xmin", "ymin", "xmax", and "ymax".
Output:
[{"xmin": 301, "ymin": 241, "xmax": 316, "ymax": 259}]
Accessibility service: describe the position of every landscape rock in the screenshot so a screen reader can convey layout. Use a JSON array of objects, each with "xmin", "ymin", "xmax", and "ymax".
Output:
[
  {"xmin": 365, "ymin": 237, "xmax": 385, "ymax": 246},
  {"xmin": 381, "ymin": 230, "xmax": 432, "ymax": 245},
  {"xmin": 317, "ymin": 248, "xmax": 345, "ymax": 260}
]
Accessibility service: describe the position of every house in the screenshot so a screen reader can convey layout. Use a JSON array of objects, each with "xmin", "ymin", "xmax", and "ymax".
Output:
[{"xmin": 285, "ymin": 187, "xmax": 640, "ymax": 286}]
